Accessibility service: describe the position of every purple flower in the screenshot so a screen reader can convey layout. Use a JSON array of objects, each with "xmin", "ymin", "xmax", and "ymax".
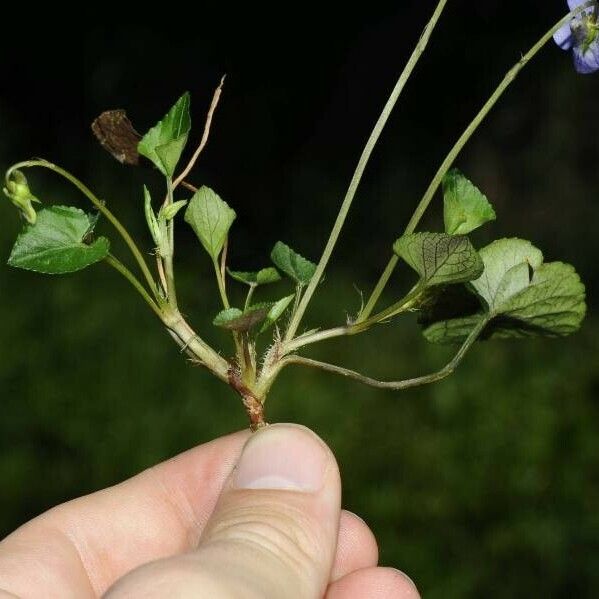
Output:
[{"xmin": 554, "ymin": 0, "xmax": 599, "ymax": 74}]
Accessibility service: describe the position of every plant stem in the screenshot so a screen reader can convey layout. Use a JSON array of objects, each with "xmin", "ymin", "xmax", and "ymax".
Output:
[
  {"xmin": 163, "ymin": 177, "xmax": 178, "ymax": 309},
  {"xmin": 284, "ymin": 317, "xmax": 487, "ymax": 390},
  {"xmin": 7, "ymin": 159, "xmax": 159, "ymax": 299},
  {"xmin": 105, "ymin": 255, "xmax": 163, "ymax": 318},
  {"xmin": 163, "ymin": 310, "xmax": 231, "ymax": 382},
  {"xmin": 282, "ymin": 287, "xmax": 420, "ymax": 354},
  {"xmin": 244, "ymin": 285, "xmax": 256, "ymax": 311},
  {"xmin": 283, "ymin": 0, "xmax": 449, "ymax": 342},
  {"xmin": 213, "ymin": 259, "xmax": 231, "ymax": 309},
  {"xmin": 358, "ymin": 2, "xmax": 594, "ymax": 321}
]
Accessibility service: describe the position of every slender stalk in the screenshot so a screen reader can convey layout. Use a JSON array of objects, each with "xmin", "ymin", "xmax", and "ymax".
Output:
[
  {"xmin": 285, "ymin": 317, "xmax": 487, "ymax": 390},
  {"xmin": 358, "ymin": 2, "xmax": 594, "ymax": 321},
  {"xmin": 172, "ymin": 76, "xmax": 225, "ymax": 191},
  {"xmin": 163, "ymin": 177, "xmax": 178, "ymax": 309},
  {"xmin": 105, "ymin": 255, "xmax": 163, "ymax": 318},
  {"xmin": 213, "ymin": 259, "xmax": 231, "ymax": 309},
  {"xmin": 7, "ymin": 160, "xmax": 159, "ymax": 298},
  {"xmin": 244, "ymin": 285, "xmax": 256, "ymax": 311},
  {"xmin": 283, "ymin": 0, "xmax": 449, "ymax": 342},
  {"xmin": 283, "ymin": 287, "xmax": 420, "ymax": 354}
]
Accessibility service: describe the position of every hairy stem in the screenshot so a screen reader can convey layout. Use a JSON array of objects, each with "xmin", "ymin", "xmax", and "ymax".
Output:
[
  {"xmin": 7, "ymin": 160, "xmax": 159, "ymax": 298},
  {"xmin": 164, "ymin": 310, "xmax": 231, "ymax": 382},
  {"xmin": 358, "ymin": 2, "xmax": 594, "ymax": 320},
  {"xmin": 283, "ymin": 0, "xmax": 449, "ymax": 342},
  {"xmin": 285, "ymin": 317, "xmax": 487, "ymax": 390}
]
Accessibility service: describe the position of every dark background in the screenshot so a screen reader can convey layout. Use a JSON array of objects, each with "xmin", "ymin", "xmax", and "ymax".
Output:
[{"xmin": 1, "ymin": 2, "xmax": 599, "ymax": 597}]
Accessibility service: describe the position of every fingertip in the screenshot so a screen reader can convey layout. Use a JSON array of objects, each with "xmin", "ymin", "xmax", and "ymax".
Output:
[
  {"xmin": 331, "ymin": 510, "xmax": 378, "ymax": 581},
  {"xmin": 326, "ymin": 565, "xmax": 420, "ymax": 599}
]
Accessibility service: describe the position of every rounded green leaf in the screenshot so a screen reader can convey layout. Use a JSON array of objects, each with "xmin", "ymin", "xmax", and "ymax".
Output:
[{"xmin": 8, "ymin": 206, "xmax": 110, "ymax": 274}]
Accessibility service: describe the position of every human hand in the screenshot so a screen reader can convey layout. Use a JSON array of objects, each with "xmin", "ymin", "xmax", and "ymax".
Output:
[{"xmin": 0, "ymin": 424, "xmax": 419, "ymax": 598}]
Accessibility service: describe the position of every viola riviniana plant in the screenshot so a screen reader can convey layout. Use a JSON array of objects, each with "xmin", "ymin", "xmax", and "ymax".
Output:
[{"xmin": 3, "ymin": 2, "xmax": 593, "ymax": 429}]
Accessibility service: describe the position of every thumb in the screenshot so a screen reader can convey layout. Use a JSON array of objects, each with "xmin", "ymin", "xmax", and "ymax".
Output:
[{"xmin": 105, "ymin": 424, "xmax": 341, "ymax": 599}]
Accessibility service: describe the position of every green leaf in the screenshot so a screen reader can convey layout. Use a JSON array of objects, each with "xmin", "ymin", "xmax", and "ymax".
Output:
[
  {"xmin": 137, "ymin": 92, "xmax": 191, "ymax": 176},
  {"xmin": 228, "ymin": 267, "xmax": 281, "ymax": 286},
  {"xmin": 260, "ymin": 294, "xmax": 295, "ymax": 332},
  {"xmin": 470, "ymin": 238, "xmax": 543, "ymax": 311},
  {"xmin": 184, "ymin": 186, "xmax": 236, "ymax": 260},
  {"xmin": 393, "ymin": 232, "xmax": 484, "ymax": 287},
  {"xmin": 8, "ymin": 206, "xmax": 110, "ymax": 274},
  {"xmin": 270, "ymin": 241, "xmax": 316, "ymax": 285},
  {"xmin": 421, "ymin": 238, "xmax": 586, "ymax": 344},
  {"xmin": 213, "ymin": 304, "xmax": 271, "ymax": 332},
  {"xmin": 442, "ymin": 169, "xmax": 496, "ymax": 235}
]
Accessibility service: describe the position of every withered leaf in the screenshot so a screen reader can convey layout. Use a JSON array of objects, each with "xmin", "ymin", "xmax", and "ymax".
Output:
[{"xmin": 91, "ymin": 110, "xmax": 141, "ymax": 166}]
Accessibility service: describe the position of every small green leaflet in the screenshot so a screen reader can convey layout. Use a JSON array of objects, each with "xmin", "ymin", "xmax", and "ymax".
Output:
[
  {"xmin": 393, "ymin": 232, "xmax": 483, "ymax": 287},
  {"xmin": 421, "ymin": 238, "xmax": 586, "ymax": 344},
  {"xmin": 270, "ymin": 241, "xmax": 316, "ymax": 285},
  {"xmin": 160, "ymin": 200, "xmax": 188, "ymax": 221},
  {"xmin": 260, "ymin": 294, "xmax": 295, "ymax": 332},
  {"xmin": 228, "ymin": 267, "xmax": 281, "ymax": 286},
  {"xmin": 144, "ymin": 186, "xmax": 162, "ymax": 247},
  {"xmin": 213, "ymin": 304, "xmax": 271, "ymax": 332},
  {"xmin": 185, "ymin": 186, "xmax": 236, "ymax": 261},
  {"xmin": 138, "ymin": 92, "xmax": 191, "ymax": 177},
  {"xmin": 8, "ymin": 206, "xmax": 110, "ymax": 274},
  {"xmin": 442, "ymin": 169, "xmax": 496, "ymax": 235}
]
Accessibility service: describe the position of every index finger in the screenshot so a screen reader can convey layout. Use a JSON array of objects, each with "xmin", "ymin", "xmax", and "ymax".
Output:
[{"xmin": 0, "ymin": 430, "xmax": 250, "ymax": 598}]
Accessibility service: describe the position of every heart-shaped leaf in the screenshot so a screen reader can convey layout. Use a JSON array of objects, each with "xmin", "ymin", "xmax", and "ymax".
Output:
[
  {"xmin": 8, "ymin": 206, "xmax": 110, "ymax": 274},
  {"xmin": 420, "ymin": 238, "xmax": 586, "ymax": 344},
  {"xmin": 394, "ymin": 232, "xmax": 483, "ymax": 287}
]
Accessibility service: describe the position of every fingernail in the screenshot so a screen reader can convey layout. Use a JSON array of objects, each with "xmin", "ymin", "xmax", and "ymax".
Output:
[{"xmin": 234, "ymin": 425, "xmax": 328, "ymax": 492}]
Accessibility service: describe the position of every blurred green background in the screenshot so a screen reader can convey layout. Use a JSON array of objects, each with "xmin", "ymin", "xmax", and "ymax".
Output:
[{"xmin": 1, "ymin": 2, "xmax": 599, "ymax": 597}]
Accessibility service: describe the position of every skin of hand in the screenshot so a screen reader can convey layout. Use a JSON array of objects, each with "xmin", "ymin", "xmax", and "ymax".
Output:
[{"xmin": 0, "ymin": 424, "xmax": 419, "ymax": 599}]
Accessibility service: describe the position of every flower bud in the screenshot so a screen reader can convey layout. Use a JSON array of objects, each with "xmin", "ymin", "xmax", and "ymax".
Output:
[{"xmin": 3, "ymin": 170, "xmax": 39, "ymax": 224}]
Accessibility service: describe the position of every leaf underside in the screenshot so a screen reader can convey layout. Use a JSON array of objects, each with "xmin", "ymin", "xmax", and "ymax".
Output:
[
  {"xmin": 420, "ymin": 238, "xmax": 586, "ymax": 344},
  {"xmin": 394, "ymin": 232, "xmax": 484, "ymax": 287}
]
